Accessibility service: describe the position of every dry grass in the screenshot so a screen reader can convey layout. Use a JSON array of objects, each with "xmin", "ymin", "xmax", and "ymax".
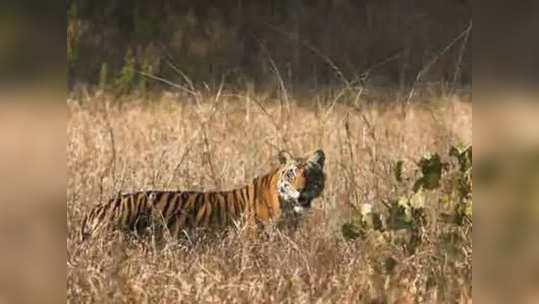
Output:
[{"xmin": 67, "ymin": 89, "xmax": 472, "ymax": 303}]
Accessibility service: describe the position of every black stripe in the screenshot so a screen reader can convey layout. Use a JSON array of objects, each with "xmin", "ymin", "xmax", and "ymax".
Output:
[
  {"xmin": 211, "ymin": 193, "xmax": 220, "ymax": 226},
  {"xmin": 170, "ymin": 193, "xmax": 181, "ymax": 217},
  {"xmin": 225, "ymin": 193, "xmax": 233, "ymax": 218},
  {"xmin": 125, "ymin": 195, "xmax": 134, "ymax": 226},
  {"xmin": 117, "ymin": 199, "xmax": 125, "ymax": 224},
  {"xmin": 144, "ymin": 191, "xmax": 152, "ymax": 205},
  {"xmin": 200, "ymin": 193, "xmax": 210, "ymax": 227},
  {"xmin": 244, "ymin": 185, "xmax": 251, "ymax": 204},
  {"xmin": 135, "ymin": 192, "xmax": 144, "ymax": 218},
  {"xmin": 253, "ymin": 179, "xmax": 258, "ymax": 207},
  {"xmin": 88, "ymin": 207, "xmax": 97, "ymax": 220},
  {"xmin": 112, "ymin": 197, "xmax": 121, "ymax": 218},
  {"xmin": 167, "ymin": 213, "xmax": 178, "ymax": 229},
  {"xmin": 233, "ymin": 190, "xmax": 242, "ymax": 214},
  {"xmin": 240, "ymin": 189, "xmax": 248, "ymax": 214},
  {"xmin": 80, "ymin": 216, "xmax": 88, "ymax": 238},
  {"xmin": 179, "ymin": 192, "xmax": 190, "ymax": 226},
  {"xmin": 219, "ymin": 193, "xmax": 226, "ymax": 225},
  {"xmin": 97, "ymin": 205, "xmax": 107, "ymax": 222},
  {"xmin": 179, "ymin": 192, "xmax": 188, "ymax": 211},
  {"xmin": 127, "ymin": 194, "xmax": 136, "ymax": 222},
  {"xmin": 241, "ymin": 187, "xmax": 249, "ymax": 209},
  {"xmin": 193, "ymin": 193, "xmax": 204, "ymax": 224},
  {"xmin": 133, "ymin": 193, "xmax": 145, "ymax": 223},
  {"xmin": 239, "ymin": 189, "xmax": 247, "ymax": 214},
  {"xmin": 162, "ymin": 194, "xmax": 173, "ymax": 219},
  {"xmin": 223, "ymin": 192, "xmax": 236, "ymax": 216},
  {"xmin": 180, "ymin": 191, "xmax": 189, "ymax": 204},
  {"xmin": 130, "ymin": 195, "xmax": 140, "ymax": 230},
  {"xmin": 103, "ymin": 198, "xmax": 115, "ymax": 218},
  {"xmin": 264, "ymin": 174, "xmax": 271, "ymax": 188},
  {"xmin": 154, "ymin": 191, "xmax": 163, "ymax": 204}
]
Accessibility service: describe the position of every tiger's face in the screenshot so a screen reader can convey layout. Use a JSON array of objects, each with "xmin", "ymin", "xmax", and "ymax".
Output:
[{"xmin": 277, "ymin": 149, "xmax": 325, "ymax": 213}]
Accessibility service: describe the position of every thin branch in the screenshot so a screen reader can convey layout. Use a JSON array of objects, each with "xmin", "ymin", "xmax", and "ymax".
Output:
[
  {"xmin": 102, "ymin": 101, "xmax": 116, "ymax": 180},
  {"xmin": 201, "ymin": 127, "xmax": 220, "ymax": 188},
  {"xmin": 407, "ymin": 21, "xmax": 473, "ymax": 102},
  {"xmin": 263, "ymin": 22, "xmax": 352, "ymax": 90},
  {"xmin": 157, "ymin": 42, "xmax": 198, "ymax": 94},
  {"xmin": 135, "ymin": 70, "xmax": 198, "ymax": 98},
  {"xmin": 165, "ymin": 100, "xmax": 221, "ymax": 188},
  {"xmin": 353, "ymin": 49, "xmax": 404, "ymax": 85},
  {"xmin": 258, "ymin": 41, "xmax": 289, "ymax": 104},
  {"xmin": 164, "ymin": 61, "xmax": 196, "ymax": 93},
  {"xmin": 452, "ymin": 21, "xmax": 472, "ymax": 89}
]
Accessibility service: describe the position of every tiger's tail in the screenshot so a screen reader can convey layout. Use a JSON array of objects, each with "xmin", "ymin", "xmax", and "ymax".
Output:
[{"xmin": 79, "ymin": 203, "xmax": 109, "ymax": 242}]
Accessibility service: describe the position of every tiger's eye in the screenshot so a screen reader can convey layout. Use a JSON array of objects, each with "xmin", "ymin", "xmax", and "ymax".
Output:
[{"xmin": 286, "ymin": 167, "xmax": 297, "ymax": 179}]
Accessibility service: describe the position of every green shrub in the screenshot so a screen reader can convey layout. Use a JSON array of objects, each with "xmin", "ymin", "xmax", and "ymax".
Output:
[
  {"xmin": 342, "ymin": 145, "xmax": 472, "ymax": 255},
  {"xmin": 114, "ymin": 49, "xmax": 136, "ymax": 96}
]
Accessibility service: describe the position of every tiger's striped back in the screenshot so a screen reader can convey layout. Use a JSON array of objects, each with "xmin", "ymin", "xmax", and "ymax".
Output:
[{"xmin": 80, "ymin": 149, "xmax": 325, "ymax": 241}]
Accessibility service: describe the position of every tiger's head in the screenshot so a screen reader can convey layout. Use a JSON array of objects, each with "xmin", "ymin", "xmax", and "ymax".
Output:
[{"xmin": 277, "ymin": 149, "xmax": 325, "ymax": 213}]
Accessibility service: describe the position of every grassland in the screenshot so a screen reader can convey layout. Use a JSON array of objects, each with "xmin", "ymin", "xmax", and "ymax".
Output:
[{"xmin": 67, "ymin": 88, "xmax": 472, "ymax": 303}]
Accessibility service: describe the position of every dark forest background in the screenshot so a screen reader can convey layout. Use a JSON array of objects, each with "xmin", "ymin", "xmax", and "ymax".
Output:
[{"xmin": 67, "ymin": 0, "xmax": 471, "ymax": 93}]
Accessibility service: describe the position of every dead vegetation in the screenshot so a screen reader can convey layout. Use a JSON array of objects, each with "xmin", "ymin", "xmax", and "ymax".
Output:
[{"xmin": 67, "ymin": 88, "xmax": 471, "ymax": 303}]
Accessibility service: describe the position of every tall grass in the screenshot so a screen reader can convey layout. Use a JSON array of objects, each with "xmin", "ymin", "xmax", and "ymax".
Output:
[{"xmin": 67, "ymin": 88, "xmax": 471, "ymax": 303}]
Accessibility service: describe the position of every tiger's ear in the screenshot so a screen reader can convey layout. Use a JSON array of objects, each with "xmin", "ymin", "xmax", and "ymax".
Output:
[
  {"xmin": 307, "ymin": 149, "xmax": 325, "ymax": 168},
  {"xmin": 278, "ymin": 151, "xmax": 294, "ymax": 164}
]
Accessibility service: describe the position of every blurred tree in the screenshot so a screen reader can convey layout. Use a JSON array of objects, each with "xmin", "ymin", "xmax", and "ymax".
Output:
[{"xmin": 67, "ymin": 0, "xmax": 471, "ymax": 93}]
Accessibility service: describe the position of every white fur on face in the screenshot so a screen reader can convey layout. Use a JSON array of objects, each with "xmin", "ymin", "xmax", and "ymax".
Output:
[
  {"xmin": 277, "ymin": 165, "xmax": 300, "ymax": 202},
  {"xmin": 293, "ymin": 206, "xmax": 306, "ymax": 213},
  {"xmin": 277, "ymin": 179, "xmax": 300, "ymax": 201}
]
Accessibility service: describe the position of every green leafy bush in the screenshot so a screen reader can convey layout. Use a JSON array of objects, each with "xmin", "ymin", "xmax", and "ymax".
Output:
[
  {"xmin": 342, "ymin": 145, "xmax": 472, "ymax": 255},
  {"xmin": 114, "ymin": 49, "xmax": 136, "ymax": 96}
]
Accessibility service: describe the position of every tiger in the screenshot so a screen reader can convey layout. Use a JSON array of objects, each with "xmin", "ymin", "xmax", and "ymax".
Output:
[{"xmin": 80, "ymin": 149, "xmax": 325, "ymax": 241}]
